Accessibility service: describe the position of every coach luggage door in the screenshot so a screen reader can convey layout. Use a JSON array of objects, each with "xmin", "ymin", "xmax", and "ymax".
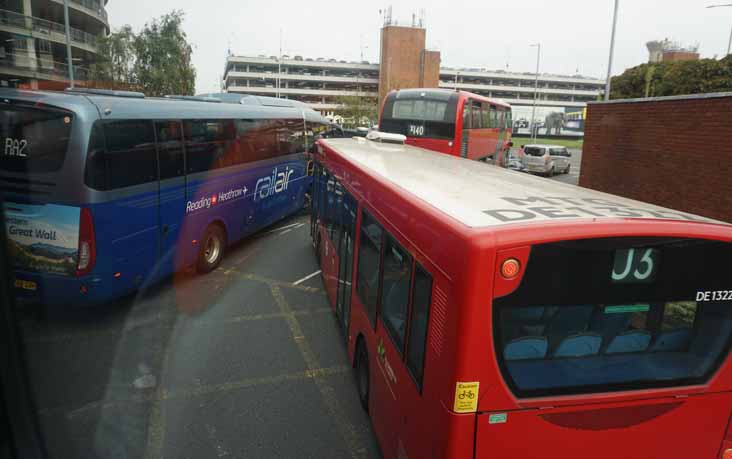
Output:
[{"xmin": 154, "ymin": 121, "xmax": 187, "ymax": 276}]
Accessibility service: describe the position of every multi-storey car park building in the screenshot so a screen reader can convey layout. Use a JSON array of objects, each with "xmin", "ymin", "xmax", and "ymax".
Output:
[
  {"xmin": 0, "ymin": 0, "xmax": 109, "ymax": 89},
  {"xmin": 223, "ymin": 55, "xmax": 604, "ymax": 114}
]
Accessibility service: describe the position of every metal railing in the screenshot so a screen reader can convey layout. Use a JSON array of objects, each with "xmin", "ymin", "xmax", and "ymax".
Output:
[
  {"xmin": 68, "ymin": 0, "xmax": 108, "ymax": 21},
  {"xmin": 0, "ymin": 52, "xmax": 90, "ymax": 81},
  {"xmin": 0, "ymin": 9, "xmax": 100, "ymax": 49},
  {"xmin": 48, "ymin": 0, "xmax": 107, "ymax": 22}
]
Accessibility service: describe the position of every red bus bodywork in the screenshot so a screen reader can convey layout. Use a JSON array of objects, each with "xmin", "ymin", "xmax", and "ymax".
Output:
[
  {"xmin": 378, "ymin": 88, "xmax": 513, "ymax": 164},
  {"xmin": 311, "ymin": 137, "xmax": 732, "ymax": 459}
]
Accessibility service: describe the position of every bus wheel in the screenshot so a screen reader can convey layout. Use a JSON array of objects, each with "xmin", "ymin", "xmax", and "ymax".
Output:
[
  {"xmin": 197, "ymin": 224, "xmax": 226, "ymax": 273},
  {"xmin": 355, "ymin": 339, "xmax": 370, "ymax": 412}
]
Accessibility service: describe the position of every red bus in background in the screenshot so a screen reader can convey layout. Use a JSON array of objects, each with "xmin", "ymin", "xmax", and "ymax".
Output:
[
  {"xmin": 311, "ymin": 136, "xmax": 732, "ymax": 459},
  {"xmin": 378, "ymin": 88, "xmax": 513, "ymax": 165}
]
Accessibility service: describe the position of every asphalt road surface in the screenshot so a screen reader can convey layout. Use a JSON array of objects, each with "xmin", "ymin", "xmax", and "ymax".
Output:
[
  {"xmin": 16, "ymin": 152, "xmax": 584, "ymax": 459},
  {"xmin": 18, "ymin": 212, "xmax": 381, "ymax": 459}
]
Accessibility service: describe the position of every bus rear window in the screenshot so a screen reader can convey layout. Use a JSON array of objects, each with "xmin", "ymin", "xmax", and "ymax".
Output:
[
  {"xmin": 494, "ymin": 238, "xmax": 732, "ymax": 397},
  {"xmin": 391, "ymin": 99, "xmax": 449, "ymax": 122},
  {"xmin": 0, "ymin": 105, "xmax": 73, "ymax": 173}
]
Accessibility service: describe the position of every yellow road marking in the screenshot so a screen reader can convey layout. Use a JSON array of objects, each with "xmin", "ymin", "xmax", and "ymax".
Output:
[
  {"xmin": 57, "ymin": 365, "xmax": 350, "ymax": 420},
  {"xmin": 24, "ymin": 308, "xmax": 331, "ymax": 345},
  {"xmin": 270, "ymin": 285, "xmax": 368, "ymax": 458}
]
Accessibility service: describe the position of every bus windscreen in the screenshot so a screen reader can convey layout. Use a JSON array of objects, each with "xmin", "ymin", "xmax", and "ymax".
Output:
[
  {"xmin": 0, "ymin": 105, "xmax": 73, "ymax": 173},
  {"xmin": 494, "ymin": 238, "xmax": 732, "ymax": 397}
]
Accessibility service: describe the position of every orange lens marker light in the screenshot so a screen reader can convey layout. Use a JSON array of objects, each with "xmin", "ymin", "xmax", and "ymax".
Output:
[
  {"xmin": 501, "ymin": 258, "xmax": 521, "ymax": 279},
  {"xmin": 723, "ymin": 449, "xmax": 732, "ymax": 459}
]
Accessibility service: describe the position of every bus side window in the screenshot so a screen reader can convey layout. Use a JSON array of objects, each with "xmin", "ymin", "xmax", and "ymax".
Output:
[
  {"xmin": 155, "ymin": 121, "xmax": 184, "ymax": 179},
  {"xmin": 406, "ymin": 264, "xmax": 432, "ymax": 390},
  {"xmin": 490, "ymin": 106, "xmax": 498, "ymax": 129},
  {"xmin": 462, "ymin": 102, "xmax": 471, "ymax": 130},
  {"xmin": 85, "ymin": 122, "xmax": 107, "ymax": 190},
  {"xmin": 184, "ymin": 119, "xmax": 237, "ymax": 173},
  {"xmin": 356, "ymin": 210, "xmax": 384, "ymax": 327},
  {"xmin": 379, "ymin": 235, "xmax": 413, "ymax": 355},
  {"xmin": 471, "ymin": 101, "xmax": 482, "ymax": 129},
  {"xmin": 103, "ymin": 120, "xmax": 158, "ymax": 189},
  {"xmin": 481, "ymin": 102, "xmax": 490, "ymax": 129}
]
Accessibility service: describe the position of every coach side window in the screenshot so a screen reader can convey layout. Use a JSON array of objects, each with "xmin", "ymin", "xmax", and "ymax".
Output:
[
  {"xmin": 155, "ymin": 121, "xmax": 184, "ymax": 179},
  {"xmin": 406, "ymin": 264, "xmax": 432, "ymax": 389},
  {"xmin": 103, "ymin": 120, "xmax": 157, "ymax": 189},
  {"xmin": 356, "ymin": 210, "xmax": 383, "ymax": 327},
  {"xmin": 380, "ymin": 235, "xmax": 413, "ymax": 355},
  {"xmin": 184, "ymin": 119, "xmax": 236, "ymax": 173}
]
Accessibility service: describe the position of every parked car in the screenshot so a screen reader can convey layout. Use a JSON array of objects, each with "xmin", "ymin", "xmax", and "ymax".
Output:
[{"xmin": 521, "ymin": 144, "xmax": 572, "ymax": 176}]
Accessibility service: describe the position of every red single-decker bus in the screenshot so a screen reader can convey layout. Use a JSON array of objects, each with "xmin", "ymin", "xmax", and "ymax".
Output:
[
  {"xmin": 311, "ymin": 136, "xmax": 732, "ymax": 459},
  {"xmin": 378, "ymin": 88, "xmax": 512, "ymax": 164}
]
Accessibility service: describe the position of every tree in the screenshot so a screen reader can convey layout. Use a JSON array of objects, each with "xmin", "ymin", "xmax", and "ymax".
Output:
[
  {"xmin": 335, "ymin": 95, "xmax": 378, "ymax": 127},
  {"xmin": 91, "ymin": 10, "xmax": 196, "ymax": 96},
  {"xmin": 133, "ymin": 11, "xmax": 196, "ymax": 96},
  {"xmin": 610, "ymin": 56, "xmax": 732, "ymax": 99},
  {"xmin": 91, "ymin": 25, "xmax": 136, "ymax": 84}
]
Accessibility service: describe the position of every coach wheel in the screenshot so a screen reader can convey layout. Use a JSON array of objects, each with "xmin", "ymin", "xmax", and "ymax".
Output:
[
  {"xmin": 355, "ymin": 339, "xmax": 370, "ymax": 412},
  {"xmin": 197, "ymin": 224, "xmax": 226, "ymax": 273}
]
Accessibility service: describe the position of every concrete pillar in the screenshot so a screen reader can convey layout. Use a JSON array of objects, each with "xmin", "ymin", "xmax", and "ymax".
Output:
[
  {"xmin": 246, "ymin": 65, "xmax": 249, "ymax": 72},
  {"xmin": 246, "ymin": 79, "xmax": 250, "ymax": 87},
  {"xmin": 18, "ymin": 0, "xmax": 37, "ymax": 71}
]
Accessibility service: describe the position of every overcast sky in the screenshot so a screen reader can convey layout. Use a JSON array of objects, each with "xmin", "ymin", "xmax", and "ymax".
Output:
[{"xmin": 107, "ymin": 0, "xmax": 732, "ymax": 94}]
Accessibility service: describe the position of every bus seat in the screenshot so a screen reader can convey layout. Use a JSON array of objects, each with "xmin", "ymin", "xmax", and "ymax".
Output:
[
  {"xmin": 504, "ymin": 337, "xmax": 548, "ymax": 360},
  {"xmin": 606, "ymin": 330, "xmax": 651, "ymax": 354},
  {"xmin": 546, "ymin": 306, "xmax": 593, "ymax": 347},
  {"xmin": 553, "ymin": 333, "xmax": 602, "ymax": 358},
  {"xmin": 590, "ymin": 310, "xmax": 633, "ymax": 344},
  {"xmin": 650, "ymin": 328, "xmax": 692, "ymax": 352}
]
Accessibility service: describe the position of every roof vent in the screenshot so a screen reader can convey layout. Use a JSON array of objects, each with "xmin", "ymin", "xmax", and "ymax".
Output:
[
  {"xmin": 164, "ymin": 95, "xmax": 222, "ymax": 103},
  {"xmin": 366, "ymin": 130, "xmax": 406, "ymax": 145},
  {"xmin": 64, "ymin": 88, "xmax": 145, "ymax": 98}
]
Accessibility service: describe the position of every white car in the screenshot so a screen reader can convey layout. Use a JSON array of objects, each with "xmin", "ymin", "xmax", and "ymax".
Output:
[{"xmin": 521, "ymin": 144, "xmax": 572, "ymax": 176}]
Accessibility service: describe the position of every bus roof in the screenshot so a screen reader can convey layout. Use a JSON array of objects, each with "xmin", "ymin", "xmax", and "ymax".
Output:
[
  {"xmin": 0, "ymin": 89, "xmax": 328, "ymax": 123},
  {"xmin": 389, "ymin": 88, "xmax": 511, "ymax": 109},
  {"xmin": 320, "ymin": 138, "xmax": 727, "ymax": 229}
]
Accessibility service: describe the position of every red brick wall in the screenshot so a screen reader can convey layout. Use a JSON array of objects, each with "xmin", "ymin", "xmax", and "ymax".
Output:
[
  {"xmin": 579, "ymin": 94, "xmax": 732, "ymax": 223},
  {"xmin": 379, "ymin": 26, "xmax": 440, "ymax": 103}
]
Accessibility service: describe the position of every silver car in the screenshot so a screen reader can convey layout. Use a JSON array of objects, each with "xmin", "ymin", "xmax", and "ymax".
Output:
[{"xmin": 521, "ymin": 144, "xmax": 572, "ymax": 176}]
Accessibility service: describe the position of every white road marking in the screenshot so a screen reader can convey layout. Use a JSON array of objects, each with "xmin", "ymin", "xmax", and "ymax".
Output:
[
  {"xmin": 261, "ymin": 222, "xmax": 302, "ymax": 235},
  {"xmin": 293, "ymin": 270, "xmax": 321, "ymax": 286}
]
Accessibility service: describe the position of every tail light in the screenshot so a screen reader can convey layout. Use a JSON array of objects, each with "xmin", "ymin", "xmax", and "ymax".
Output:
[
  {"xmin": 719, "ymin": 416, "xmax": 732, "ymax": 458},
  {"xmin": 76, "ymin": 207, "xmax": 96, "ymax": 277}
]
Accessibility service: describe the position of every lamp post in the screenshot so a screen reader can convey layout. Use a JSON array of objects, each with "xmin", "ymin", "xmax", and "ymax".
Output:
[
  {"xmin": 604, "ymin": 0, "xmax": 619, "ymax": 101},
  {"xmin": 63, "ymin": 0, "xmax": 74, "ymax": 87},
  {"xmin": 707, "ymin": 4, "xmax": 732, "ymax": 55},
  {"xmin": 530, "ymin": 43, "xmax": 541, "ymax": 142}
]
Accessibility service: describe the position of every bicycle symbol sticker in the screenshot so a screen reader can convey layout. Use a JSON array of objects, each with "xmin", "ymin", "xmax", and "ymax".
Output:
[{"xmin": 453, "ymin": 381, "xmax": 480, "ymax": 413}]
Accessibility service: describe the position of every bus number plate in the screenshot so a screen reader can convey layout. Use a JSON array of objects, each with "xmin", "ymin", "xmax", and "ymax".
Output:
[{"xmin": 408, "ymin": 124, "xmax": 425, "ymax": 137}]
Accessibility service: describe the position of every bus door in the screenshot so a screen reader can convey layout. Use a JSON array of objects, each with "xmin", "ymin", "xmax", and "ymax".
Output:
[
  {"xmin": 334, "ymin": 191, "xmax": 357, "ymax": 336},
  {"xmin": 494, "ymin": 108, "xmax": 507, "ymax": 164},
  {"xmin": 319, "ymin": 172, "xmax": 340, "ymax": 308},
  {"xmin": 154, "ymin": 121, "xmax": 187, "ymax": 275}
]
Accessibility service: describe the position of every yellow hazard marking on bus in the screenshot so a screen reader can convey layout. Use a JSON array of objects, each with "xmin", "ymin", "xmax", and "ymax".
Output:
[{"xmin": 454, "ymin": 381, "xmax": 480, "ymax": 413}]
